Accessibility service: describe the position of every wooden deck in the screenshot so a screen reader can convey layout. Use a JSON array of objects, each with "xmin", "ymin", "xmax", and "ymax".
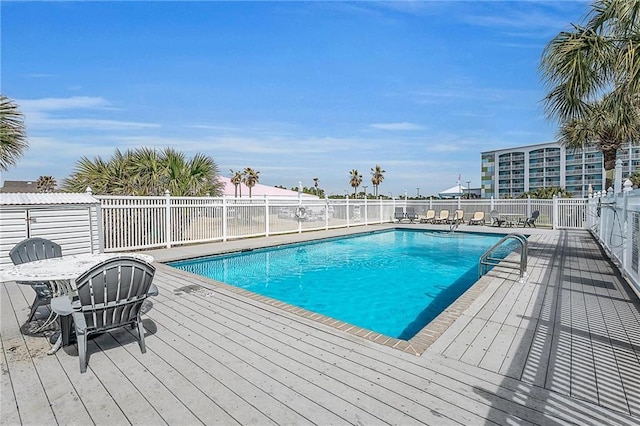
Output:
[{"xmin": 2, "ymin": 227, "xmax": 640, "ymax": 425}]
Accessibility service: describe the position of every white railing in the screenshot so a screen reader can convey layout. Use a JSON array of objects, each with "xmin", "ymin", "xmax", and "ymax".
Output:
[
  {"xmin": 98, "ymin": 194, "xmax": 399, "ymax": 251},
  {"xmin": 96, "ymin": 193, "xmax": 597, "ymax": 252},
  {"xmin": 586, "ymin": 184, "xmax": 640, "ymax": 293}
]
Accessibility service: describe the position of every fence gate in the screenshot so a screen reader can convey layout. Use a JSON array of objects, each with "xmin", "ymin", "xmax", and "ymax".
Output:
[{"xmin": 555, "ymin": 199, "xmax": 588, "ymax": 229}]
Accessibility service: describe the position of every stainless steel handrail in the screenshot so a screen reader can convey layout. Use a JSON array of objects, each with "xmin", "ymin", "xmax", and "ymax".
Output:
[{"xmin": 479, "ymin": 233, "xmax": 528, "ymax": 279}]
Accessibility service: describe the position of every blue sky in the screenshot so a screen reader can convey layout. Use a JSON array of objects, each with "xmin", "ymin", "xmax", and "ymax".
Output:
[{"xmin": 2, "ymin": 1, "xmax": 588, "ymax": 197}]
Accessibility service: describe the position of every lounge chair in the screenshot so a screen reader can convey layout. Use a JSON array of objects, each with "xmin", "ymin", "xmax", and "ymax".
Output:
[
  {"xmin": 419, "ymin": 209, "xmax": 436, "ymax": 223},
  {"xmin": 489, "ymin": 210, "xmax": 506, "ymax": 227},
  {"xmin": 51, "ymin": 256, "xmax": 158, "ymax": 373},
  {"xmin": 434, "ymin": 210, "xmax": 450, "ymax": 224},
  {"xmin": 394, "ymin": 207, "xmax": 405, "ymax": 223},
  {"xmin": 519, "ymin": 210, "xmax": 540, "ymax": 228},
  {"xmin": 448, "ymin": 209, "xmax": 464, "ymax": 225},
  {"xmin": 9, "ymin": 237, "xmax": 62, "ymax": 322},
  {"xmin": 468, "ymin": 211, "xmax": 485, "ymax": 225},
  {"xmin": 405, "ymin": 207, "xmax": 418, "ymax": 223}
]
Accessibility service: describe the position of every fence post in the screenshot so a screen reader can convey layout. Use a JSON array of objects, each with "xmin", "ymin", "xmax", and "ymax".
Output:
[
  {"xmin": 164, "ymin": 190, "xmax": 171, "ymax": 248},
  {"xmin": 325, "ymin": 197, "xmax": 330, "ymax": 230},
  {"xmin": 222, "ymin": 196, "xmax": 228, "ymax": 242},
  {"xmin": 346, "ymin": 196, "xmax": 350, "ymax": 228},
  {"xmin": 490, "ymin": 196, "xmax": 494, "ymax": 211},
  {"xmin": 364, "ymin": 196, "xmax": 368, "ymax": 224},
  {"xmin": 265, "ymin": 197, "xmax": 270, "ymax": 237},
  {"xmin": 379, "ymin": 197, "xmax": 383, "ymax": 224},
  {"xmin": 614, "ymin": 158, "xmax": 623, "ymax": 194},
  {"xmin": 527, "ymin": 196, "xmax": 531, "ymax": 218},
  {"xmin": 622, "ymin": 188, "xmax": 630, "ymax": 275},
  {"xmin": 552, "ymin": 195, "xmax": 558, "ymax": 230}
]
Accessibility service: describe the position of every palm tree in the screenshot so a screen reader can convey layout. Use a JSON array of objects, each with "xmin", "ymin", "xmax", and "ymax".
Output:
[
  {"xmin": 540, "ymin": 0, "xmax": 640, "ymax": 171},
  {"xmin": 63, "ymin": 155, "xmax": 114, "ymax": 194},
  {"xmin": 243, "ymin": 167, "xmax": 260, "ymax": 198},
  {"xmin": 230, "ymin": 169, "xmax": 243, "ymax": 197},
  {"xmin": 63, "ymin": 147, "xmax": 222, "ymax": 196},
  {"xmin": 370, "ymin": 164, "xmax": 385, "ymax": 197},
  {"xmin": 163, "ymin": 148, "xmax": 222, "ymax": 196},
  {"xmin": 131, "ymin": 147, "xmax": 165, "ymax": 195},
  {"xmin": 518, "ymin": 186, "xmax": 572, "ymax": 199},
  {"xmin": 349, "ymin": 169, "xmax": 362, "ymax": 196},
  {"xmin": 0, "ymin": 95, "xmax": 29, "ymax": 171},
  {"xmin": 36, "ymin": 175, "xmax": 57, "ymax": 193},
  {"xmin": 313, "ymin": 177, "xmax": 319, "ymax": 196}
]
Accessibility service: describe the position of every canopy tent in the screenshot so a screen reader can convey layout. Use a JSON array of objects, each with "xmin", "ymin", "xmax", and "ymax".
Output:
[{"xmin": 438, "ymin": 184, "xmax": 467, "ymax": 199}]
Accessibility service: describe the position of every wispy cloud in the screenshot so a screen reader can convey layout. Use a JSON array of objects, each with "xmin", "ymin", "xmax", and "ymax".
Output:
[
  {"xmin": 19, "ymin": 96, "xmax": 110, "ymax": 111},
  {"xmin": 370, "ymin": 122, "xmax": 423, "ymax": 131},
  {"xmin": 17, "ymin": 96, "xmax": 160, "ymax": 130}
]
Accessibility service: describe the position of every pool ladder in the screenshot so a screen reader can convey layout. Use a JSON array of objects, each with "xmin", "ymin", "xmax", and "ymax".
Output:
[{"xmin": 479, "ymin": 233, "xmax": 528, "ymax": 280}]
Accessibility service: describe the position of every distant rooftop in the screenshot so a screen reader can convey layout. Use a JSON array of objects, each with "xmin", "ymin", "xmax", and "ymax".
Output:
[
  {"xmin": 0, "ymin": 180, "xmax": 42, "ymax": 194},
  {"xmin": 1, "ymin": 178, "xmax": 317, "ymax": 199}
]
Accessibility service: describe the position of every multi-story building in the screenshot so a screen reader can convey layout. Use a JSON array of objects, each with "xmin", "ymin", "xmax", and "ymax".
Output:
[{"xmin": 481, "ymin": 142, "xmax": 639, "ymax": 198}]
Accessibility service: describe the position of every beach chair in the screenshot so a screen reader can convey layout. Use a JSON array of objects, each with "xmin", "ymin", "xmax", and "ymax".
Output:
[
  {"xmin": 468, "ymin": 211, "xmax": 485, "ymax": 225},
  {"xmin": 419, "ymin": 209, "xmax": 436, "ymax": 223},
  {"xmin": 489, "ymin": 210, "xmax": 505, "ymax": 227},
  {"xmin": 405, "ymin": 207, "xmax": 418, "ymax": 223},
  {"xmin": 9, "ymin": 237, "xmax": 62, "ymax": 322},
  {"xmin": 449, "ymin": 209, "xmax": 464, "ymax": 225},
  {"xmin": 434, "ymin": 210, "xmax": 450, "ymax": 224},
  {"xmin": 519, "ymin": 210, "xmax": 540, "ymax": 228},
  {"xmin": 394, "ymin": 207, "xmax": 405, "ymax": 223},
  {"xmin": 51, "ymin": 256, "xmax": 158, "ymax": 373}
]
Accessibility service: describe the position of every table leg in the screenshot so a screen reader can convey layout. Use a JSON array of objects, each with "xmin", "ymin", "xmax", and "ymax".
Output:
[{"xmin": 47, "ymin": 333, "xmax": 62, "ymax": 355}]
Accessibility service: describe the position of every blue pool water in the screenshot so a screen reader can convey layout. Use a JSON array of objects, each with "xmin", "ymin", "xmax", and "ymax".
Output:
[{"xmin": 169, "ymin": 230, "xmax": 512, "ymax": 339}]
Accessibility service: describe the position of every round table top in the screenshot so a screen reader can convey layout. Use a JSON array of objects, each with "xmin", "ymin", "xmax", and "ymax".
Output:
[{"xmin": 0, "ymin": 253, "xmax": 154, "ymax": 282}]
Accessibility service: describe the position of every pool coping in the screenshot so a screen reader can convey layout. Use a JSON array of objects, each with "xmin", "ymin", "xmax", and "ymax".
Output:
[{"xmin": 145, "ymin": 224, "xmax": 539, "ymax": 356}]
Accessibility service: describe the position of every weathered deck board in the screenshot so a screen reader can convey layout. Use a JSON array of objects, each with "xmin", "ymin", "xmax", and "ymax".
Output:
[
  {"xmin": 2, "ymin": 228, "xmax": 640, "ymax": 425},
  {"xmin": 427, "ymin": 230, "xmax": 640, "ymax": 420}
]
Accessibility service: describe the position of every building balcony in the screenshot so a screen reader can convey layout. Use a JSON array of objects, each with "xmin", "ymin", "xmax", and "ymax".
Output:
[
  {"xmin": 565, "ymin": 169, "xmax": 583, "ymax": 176},
  {"xmin": 529, "ymin": 152, "xmax": 545, "ymax": 159},
  {"xmin": 565, "ymin": 158, "xmax": 583, "ymax": 165}
]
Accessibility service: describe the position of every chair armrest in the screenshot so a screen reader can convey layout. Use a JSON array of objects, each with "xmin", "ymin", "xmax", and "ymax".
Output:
[
  {"xmin": 147, "ymin": 283, "xmax": 159, "ymax": 297},
  {"xmin": 51, "ymin": 295, "xmax": 74, "ymax": 316}
]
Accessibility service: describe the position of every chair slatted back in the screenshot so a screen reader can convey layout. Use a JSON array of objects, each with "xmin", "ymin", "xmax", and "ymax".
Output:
[
  {"xmin": 425, "ymin": 210, "xmax": 435, "ymax": 219},
  {"xmin": 454, "ymin": 210, "xmax": 464, "ymax": 221},
  {"xmin": 9, "ymin": 237, "xmax": 62, "ymax": 265},
  {"xmin": 74, "ymin": 257, "xmax": 156, "ymax": 332},
  {"xmin": 438, "ymin": 210, "xmax": 449, "ymax": 220}
]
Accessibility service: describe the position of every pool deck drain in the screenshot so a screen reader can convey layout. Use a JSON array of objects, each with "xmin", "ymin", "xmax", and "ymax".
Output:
[{"xmin": 3, "ymin": 225, "xmax": 640, "ymax": 424}]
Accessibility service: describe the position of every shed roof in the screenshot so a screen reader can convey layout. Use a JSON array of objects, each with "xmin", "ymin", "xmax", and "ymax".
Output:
[{"xmin": 0, "ymin": 192, "xmax": 99, "ymax": 206}]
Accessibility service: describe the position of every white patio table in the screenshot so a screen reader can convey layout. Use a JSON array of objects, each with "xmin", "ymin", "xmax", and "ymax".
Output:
[
  {"xmin": 497, "ymin": 213, "xmax": 524, "ymax": 228},
  {"xmin": 0, "ymin": 252, "xmax": 154, "ymax": 354}
]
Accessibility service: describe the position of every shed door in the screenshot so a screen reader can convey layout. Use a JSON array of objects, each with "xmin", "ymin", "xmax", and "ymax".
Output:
[{"xmin": 0, "ymin": 206, "xmax": 98, "ymax": 267}]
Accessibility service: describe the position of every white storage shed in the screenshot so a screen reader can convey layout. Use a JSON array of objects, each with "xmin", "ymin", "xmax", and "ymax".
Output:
[{"xmin": 0, "ymin": 193, "xmax": 103, "ymax": 267}]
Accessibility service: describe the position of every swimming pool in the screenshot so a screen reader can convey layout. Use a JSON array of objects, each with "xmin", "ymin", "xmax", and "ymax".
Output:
[{"xmin": 169, "ymin": 230, "xmax": 512, "ymax": 340}]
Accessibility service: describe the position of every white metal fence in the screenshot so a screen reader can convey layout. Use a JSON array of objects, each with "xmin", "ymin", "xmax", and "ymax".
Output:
[
  {"xmin": 97, "ymin": 193, "xmax": 592, "ymax": 252},
  {"xmin": 94, "ymin": 185, "xmax": 639, "ymax": 293},
  {"xmin": 586, "ymin": 186, "xmax": 640, "ymax": 293}
]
